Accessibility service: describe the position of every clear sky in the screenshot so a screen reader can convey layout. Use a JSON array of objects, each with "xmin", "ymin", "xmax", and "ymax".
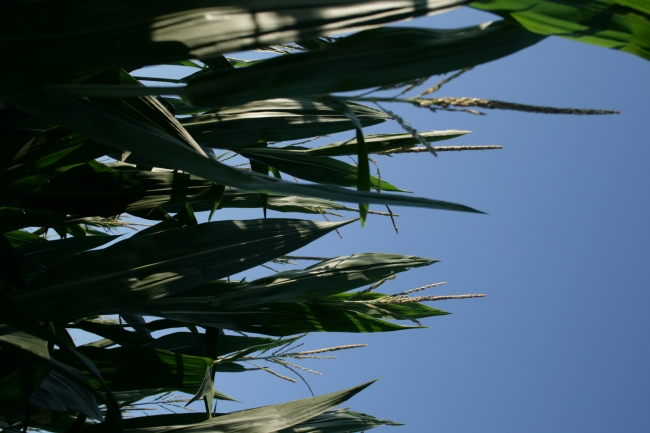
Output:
[{"xmin": 78, "ymin": 6, "xmax": 650, "ymax": 433}]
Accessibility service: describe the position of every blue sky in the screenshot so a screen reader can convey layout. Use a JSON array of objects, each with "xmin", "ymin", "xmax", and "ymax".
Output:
[{"xmin": 74, "ymin": 6, "xmax": 650, "ymax": 433}]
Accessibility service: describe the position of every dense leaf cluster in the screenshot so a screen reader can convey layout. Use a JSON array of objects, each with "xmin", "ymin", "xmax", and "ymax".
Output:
[{"xmin": 0, "ymin": 0, "xmax": 642, "ymax": 432}]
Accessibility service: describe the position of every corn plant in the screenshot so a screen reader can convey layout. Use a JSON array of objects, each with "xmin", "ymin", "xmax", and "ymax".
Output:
[{"xmin": 0, "ymin": 1, "xmax": 645, "ymax": 433}]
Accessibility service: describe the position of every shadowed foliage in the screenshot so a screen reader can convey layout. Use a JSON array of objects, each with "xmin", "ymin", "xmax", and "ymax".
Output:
[{"xmin": 0, "ymin": 1, "xmax": 639, "ymax": 432}]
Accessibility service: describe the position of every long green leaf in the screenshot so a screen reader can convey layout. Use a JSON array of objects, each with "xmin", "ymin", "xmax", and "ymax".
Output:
[
  {"xmin": 241, "ymin": 149, "xmax": 407, "ymax": 192},
  {"xmin": 120, "ymin": 381, "xmax": 375, "ymax": 433},
  {"xmin": 184, "ymin": 189, "xmax": 360, "ymax": 215},
  {"xmin": 128, "ymin": 299, "xmax": 420, "ymax": 336},
  {"xmin": 185, "ymin": 21, "xmax": 545, "ymax": 107},
  {"xmin": 0, "ymin": 0, "xmax": 468, "ymax": 94},
  {"xmin": 181, "ymin": 99, "xmax": 388, "ymax": 149},
  {"xmin": 4, "ymin": 90, "xmax": 482, "ymax": 214},
  {"xmin": 208, "ymin": 253, "xmax": 437, "ymax": 309},
  {"xmin": 115, "ymin": 409, "xmax": 399, "ymax": 433},
  {"xmin": 16, "ymin": 218, "xmax": 353, "ymax": 322},
  {"xmin": 322, "ymin": 292, "xmax": 451, "ymax": 320},
  {"xmin": 307, "ymin": 130, "xmax": 471, "ymax": 156}
]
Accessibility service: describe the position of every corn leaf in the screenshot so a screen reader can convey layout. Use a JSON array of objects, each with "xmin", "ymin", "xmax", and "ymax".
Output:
[
  {"xmin": 27, "ymin": 358, "xmax": 104, "ymax": 421},
  {"xmin": 143, "ymin": 332, "xmax": 298, "ymax": 359},
  {"xmin": 74, "ymin": 321, "xmax": 153, "ymax": 347},
  {"xmin": 16, "ymin": 218, "xmax": 353, "ymax": 322},
  {"xmin": 16, "ymin": 235, "xmax": 119, "ymax": 269},
  {"xmin": 127, "ymin": 299, "xmax": 421, "ymax": 336},
  {"xmin": 185, "ymin": 21, "xmax": 545, "ymax": 107},
  {"xmin": 0, "ymin": 0, "xmax": 468, "ymax": 94},
  {"xmin": 4, "ymin": 90, "xmax": 483, "ymax": 214},
  {"xmin": 181, "ymin": 99, "xmax": 388, "ymax": 149},
  {"xmin": 276, "ymin": 409, "xmax": 402, "ymax": 433},
  {"xmin": 54, "ymin": 346, "xmax": 236, "ymax": 401},
  {"xmin": 0, "ymin": 127, "xmax": 109, "ymax": 205},
  {"xmin": 4, "ymin": 230, "xmax": 46, "ymax": 248},
  {"xmin": 208, "ymin": 253, "xmax": 437, "ymax": 309},
  {"xmin": 118, "ymin": 380, "xmax": 375, "ymax": 433},
  {"xmin": 114, "ymin": 409, "xmax": 398, "ymax": 433},
  {"xmin": 322, "ymin": 292, "xmax": 451, "ymax": 319},
  {"xmin": 240, "ymin": 149, "xmax": 407, "ymax": 192},
  {"xmin": 307, "ymin": 130, "xmax": 471, "ymax": 156},
  {"xmin": 471, "ymin": 0, "xmax": 650, "ymax": 60},
  {"xmin": 26, "ymin": 163, "xmax": 222, "ymax": 219}
]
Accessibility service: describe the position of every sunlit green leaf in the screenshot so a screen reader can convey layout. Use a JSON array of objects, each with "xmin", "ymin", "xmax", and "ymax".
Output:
[{"xmin": 471, "ymin": 0, "xmax": 650, "ymax": 60}]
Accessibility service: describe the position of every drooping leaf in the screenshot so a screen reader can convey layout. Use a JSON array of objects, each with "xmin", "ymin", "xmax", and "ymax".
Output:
[
  {"xmin": 184, "ymin": 21, "xmax": 545, "ymax": 107},
  {"xmin": 16, "ymin": 218, "xmax": 353, "ymax": 322}
]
